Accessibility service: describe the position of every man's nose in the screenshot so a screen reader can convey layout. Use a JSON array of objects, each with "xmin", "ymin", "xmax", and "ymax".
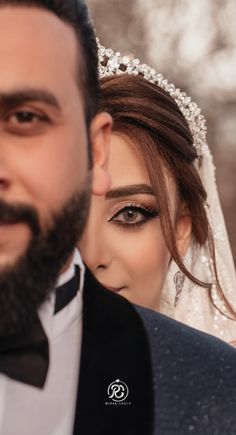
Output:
[{"xmin": 0, "ymin": 149, "xmax": 12, "ymax": 194}]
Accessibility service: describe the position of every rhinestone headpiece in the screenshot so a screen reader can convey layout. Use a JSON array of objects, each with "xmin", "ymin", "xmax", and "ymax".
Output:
[{"xmin": 97, "ymin": 40, "xmax": 207, "ymax": 156}]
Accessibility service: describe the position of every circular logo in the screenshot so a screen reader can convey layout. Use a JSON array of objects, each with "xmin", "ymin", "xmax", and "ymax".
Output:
[{"xmin": 107, "ymin": 379, "xmax": 129, "ymax": 402}]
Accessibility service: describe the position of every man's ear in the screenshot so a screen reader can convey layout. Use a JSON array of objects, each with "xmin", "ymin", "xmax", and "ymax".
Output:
[
  {"xmin": 89, "ymin": 112, "xmax": 112, "ymax": 196},
  {"xmin": 176, "ymin": 207, "xmax": 192, "ymax": 257}
]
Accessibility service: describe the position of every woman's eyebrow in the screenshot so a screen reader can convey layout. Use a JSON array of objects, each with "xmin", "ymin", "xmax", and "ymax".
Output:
[{"xmin": 105, "ymin": 184, "xmax": 155, "ymax": 199}]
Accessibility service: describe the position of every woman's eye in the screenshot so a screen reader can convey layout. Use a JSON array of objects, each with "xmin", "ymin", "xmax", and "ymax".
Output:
[
  {"xmin": 115, "ymin": 207, "xmax": 144, "ymax": 224},
  {"xmin": 110, "ymin": 206, "xmax": 158, "ymax": 226}
]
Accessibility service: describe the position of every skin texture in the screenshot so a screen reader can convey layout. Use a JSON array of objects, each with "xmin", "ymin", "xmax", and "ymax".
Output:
[
  {"xmin": 0, "ymin": 6, "xmax": 112, "ymax": 334},
  {"xmin": 80, "ymin": 133, "xmax": 191, "ymax": 310},
  {"xmin": 0, "ymin": 6, "xmax": 111, "ymax": 270}
]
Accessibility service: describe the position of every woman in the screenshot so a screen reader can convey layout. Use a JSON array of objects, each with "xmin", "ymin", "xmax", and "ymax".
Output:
[{"xmin": 79, "ymin": 42, "xmax": 236, "ymax": 343}]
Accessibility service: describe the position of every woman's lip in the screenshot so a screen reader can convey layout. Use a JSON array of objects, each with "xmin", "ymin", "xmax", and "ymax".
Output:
[{"xmin": 102, "ymin": 284, "xmax": 124, "ymax": 293}]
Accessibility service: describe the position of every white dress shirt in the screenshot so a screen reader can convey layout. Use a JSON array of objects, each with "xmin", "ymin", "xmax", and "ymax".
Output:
[{"xmin": 0, "ymin": 250, "xmax": 84, "ymax": 435}]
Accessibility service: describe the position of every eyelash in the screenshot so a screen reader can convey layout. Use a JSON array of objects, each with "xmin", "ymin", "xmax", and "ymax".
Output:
[{"xmin": 108, "ymin": 203, "xmax": 159, "ymax": 229}]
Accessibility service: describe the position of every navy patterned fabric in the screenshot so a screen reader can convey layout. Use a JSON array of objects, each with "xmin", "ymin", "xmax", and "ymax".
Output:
[{"xmin": 136, "ymin": 305, "xmax": 236, "ymax": 435}]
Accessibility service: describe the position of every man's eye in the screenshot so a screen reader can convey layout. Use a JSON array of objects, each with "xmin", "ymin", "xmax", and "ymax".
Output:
[
  {"xmin": 9, "ymin": 111, "xmax": 45, "ymax": 124},
  {"xmin": 3, "ymin": 110, "xmax": 50, "ymax": 134}
]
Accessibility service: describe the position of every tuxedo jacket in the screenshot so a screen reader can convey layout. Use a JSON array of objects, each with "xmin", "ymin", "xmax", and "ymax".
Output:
[
  {"xmin": 73, "ymin": 267, "xmax": 154, "ymax": 435},
  {"xmin": 74, "ymin": 268, "xmax": 236, "ymax": 435},
  {"xmin": 137, "ymin": 305, "xmax": 236, "ymax": 435}
]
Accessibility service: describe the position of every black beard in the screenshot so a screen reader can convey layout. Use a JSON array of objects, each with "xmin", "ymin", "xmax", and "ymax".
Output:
[{"xmin": 0, "ymin": 182, "xmax": 91, "ymax": 337}]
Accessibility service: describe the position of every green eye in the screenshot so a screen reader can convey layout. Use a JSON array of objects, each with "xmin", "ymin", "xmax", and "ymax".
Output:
[{"xmin": 110, "ymin": 205, "xmax": 159, "ymax": 228}]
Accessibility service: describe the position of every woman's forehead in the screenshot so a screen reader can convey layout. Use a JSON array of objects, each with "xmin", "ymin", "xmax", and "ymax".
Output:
[{"xmin": 108, "ymin": 132, "xmax": 177, "ymax": 209}]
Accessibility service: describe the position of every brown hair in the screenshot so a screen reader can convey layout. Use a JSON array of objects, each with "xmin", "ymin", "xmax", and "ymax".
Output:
[{"xmin": 100, "ymin": 74, "xmax": 234, "ymax": 316}]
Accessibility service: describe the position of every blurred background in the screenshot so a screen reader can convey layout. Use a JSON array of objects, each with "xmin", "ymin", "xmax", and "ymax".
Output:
[{"xmin": 87, "ymin": 0, "xmax": 236, "ymax": 264}]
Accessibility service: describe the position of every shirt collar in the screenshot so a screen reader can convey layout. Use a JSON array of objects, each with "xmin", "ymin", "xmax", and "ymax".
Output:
[
  {"xmin": 38, "ymin": 249, "xmax": 84, "ymax": 339},
  {"xmin": 55, "ymin": 249, "xmax": 85, "ymax": 292}
]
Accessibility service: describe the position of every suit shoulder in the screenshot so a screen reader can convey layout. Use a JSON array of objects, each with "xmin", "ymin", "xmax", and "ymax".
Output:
[
  {"xmin": 136, "ymin": 304, "xmax": 236, "ymax": 360},
  {"xmin": 83, "ymin": 267, "xmax": 150, "ymax": 339},
  {"xmin": 136, "ymin": 305, "xmax": 236, "ymax": 434}
]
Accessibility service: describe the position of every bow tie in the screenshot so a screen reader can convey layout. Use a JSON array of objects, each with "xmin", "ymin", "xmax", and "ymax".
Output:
[{"xmin": 0, "ymin": 266, "xmax": 80, "ymax": 388}]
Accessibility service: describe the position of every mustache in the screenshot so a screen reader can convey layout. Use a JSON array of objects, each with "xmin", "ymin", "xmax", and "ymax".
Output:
[{"xmin": 0, "ymin": 200, "xmax": 40, "ymax": 236}]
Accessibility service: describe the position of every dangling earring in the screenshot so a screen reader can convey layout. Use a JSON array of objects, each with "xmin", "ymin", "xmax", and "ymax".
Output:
[{"xmin": 174, "ymin": 271, "xmax": 185, "ymax": 307}]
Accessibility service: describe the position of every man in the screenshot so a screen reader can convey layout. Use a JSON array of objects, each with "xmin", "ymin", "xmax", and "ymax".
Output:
[
  {"xmin": 0, "ymin": 2, "xmax": 236, "ymax": 435},
  {"xmin": 0, "ymin": 1, "xmax": 153, "ymax": 434}
]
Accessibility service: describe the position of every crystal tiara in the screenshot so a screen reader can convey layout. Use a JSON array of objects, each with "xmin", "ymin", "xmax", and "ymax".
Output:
[{"xmin": 97, "ymin": 39, "xmax": 207, "ymax": 156}]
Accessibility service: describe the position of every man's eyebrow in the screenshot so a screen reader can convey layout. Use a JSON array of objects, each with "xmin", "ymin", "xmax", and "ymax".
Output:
[
  {"xmin": 105, "ymin": 184, "xmax": 155, "ymax": 199},
  {"xmin": 0, "ymin": 89, "xmax": 61, "ymax": 111}
]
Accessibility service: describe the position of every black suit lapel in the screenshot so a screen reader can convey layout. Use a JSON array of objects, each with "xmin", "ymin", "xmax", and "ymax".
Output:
[{"xmin": 73, "ymin": 267, "xmax": 154, "ymax": 435}]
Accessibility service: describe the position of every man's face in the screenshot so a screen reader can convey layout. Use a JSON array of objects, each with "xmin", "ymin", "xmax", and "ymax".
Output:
[
  {"xmin": 0, "ymin": 6, "xmax": 111, "ymax": 334},
  {"xmin": 0, "ymin": 6, "xmax": 89, "ymax": 259}
]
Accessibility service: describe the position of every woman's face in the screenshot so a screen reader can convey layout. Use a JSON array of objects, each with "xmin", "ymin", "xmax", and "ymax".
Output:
[{"xmin": 79, "ymin": 133, "xmax": 190, "ymax": 310}]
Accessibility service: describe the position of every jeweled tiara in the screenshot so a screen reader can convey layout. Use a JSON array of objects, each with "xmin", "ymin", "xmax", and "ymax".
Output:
[{"xmin": 97, "ymin": 39, "xmax": 207, "ymax": 156}]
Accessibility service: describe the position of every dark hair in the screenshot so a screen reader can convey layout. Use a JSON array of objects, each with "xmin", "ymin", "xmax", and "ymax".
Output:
[
  {"xmin": 0, "ymin": 0, "xmax": 100, "ymax": 124},
  {"xmin": 100, "ymin": 74, "xmax": 235, "ymax": 317}
]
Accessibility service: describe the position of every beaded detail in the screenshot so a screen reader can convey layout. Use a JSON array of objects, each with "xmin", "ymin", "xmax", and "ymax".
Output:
[{"xmin": 97, "ymin": 39, "xmax": 207, "ymax": 157}]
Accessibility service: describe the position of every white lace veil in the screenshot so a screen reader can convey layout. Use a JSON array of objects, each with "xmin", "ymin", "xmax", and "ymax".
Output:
[
  {"xmin": 160, "ymin": 143, "xmax": 236, "ymax": 343},
  {"xmin": 98, "ymin": 41, "xmax": 236, "ymax": 343}
]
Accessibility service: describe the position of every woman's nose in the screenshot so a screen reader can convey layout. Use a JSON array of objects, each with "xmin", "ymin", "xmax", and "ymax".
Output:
[{"xmin": 79, "ymin": 219, "xmax": 112, "ymax": 273}]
